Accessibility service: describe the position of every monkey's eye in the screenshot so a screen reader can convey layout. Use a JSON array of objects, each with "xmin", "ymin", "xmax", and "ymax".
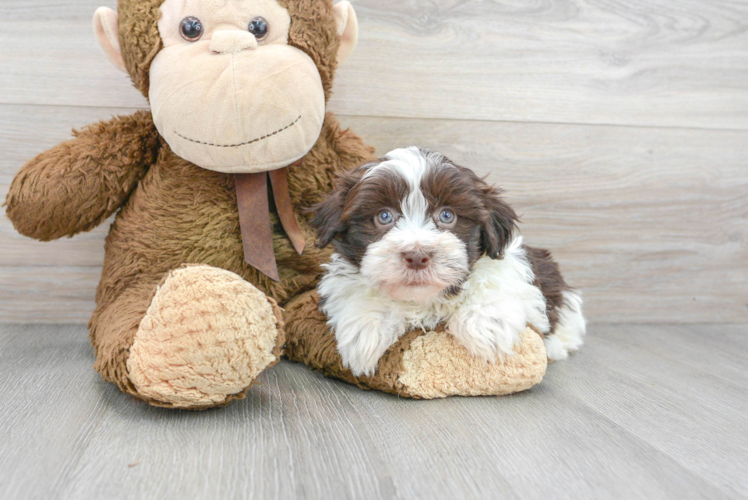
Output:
[
  {"xmin": 180, "ymin": 17, "xmax": 204, "ymax": 42},
  {"xmin": 248, "ymin": 16, "xmax": 269, "ymax": 41},
  {"xmin": 437, "ymin": 209, "xmax": 456, "ymax": 225},
  {"xmin": 376, "ymin": 210, "xmax": 395, "ymax": 226}
]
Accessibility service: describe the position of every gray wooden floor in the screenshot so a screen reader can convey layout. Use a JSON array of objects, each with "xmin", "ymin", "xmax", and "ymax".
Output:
[{"xmin": 1, "ymin": 324, "xmax": 746, "ymax": 500}]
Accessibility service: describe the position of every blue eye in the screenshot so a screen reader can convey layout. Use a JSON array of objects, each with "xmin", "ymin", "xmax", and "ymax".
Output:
[
  {"xmin": 376, "ymin": 210, "xmax": 395, "ymax": 226},
  {"xmin": 438, "ymin": 209, "xmax": 455, "ymax": 224}
]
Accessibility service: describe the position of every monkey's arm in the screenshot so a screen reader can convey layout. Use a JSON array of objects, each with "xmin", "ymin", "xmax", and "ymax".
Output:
[{"xmin": 5, "ymin": 110, "xmax": 160, "ymax": 241}]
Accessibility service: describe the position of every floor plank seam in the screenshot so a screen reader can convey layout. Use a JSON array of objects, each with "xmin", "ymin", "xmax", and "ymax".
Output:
[{"xmin": 1, "ymin": 102, "xmax": 747, "ymax": 134}]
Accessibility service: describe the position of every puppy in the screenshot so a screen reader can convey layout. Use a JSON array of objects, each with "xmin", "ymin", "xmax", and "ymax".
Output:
[{"xmin": 311, "ymin": 147, "xmax": 585, "ymax": 376}]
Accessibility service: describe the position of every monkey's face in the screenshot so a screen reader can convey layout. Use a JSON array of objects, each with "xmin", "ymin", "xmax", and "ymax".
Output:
[{"xmin": 149, "ymin": 0, "xmax": 327, "ymax": 173}]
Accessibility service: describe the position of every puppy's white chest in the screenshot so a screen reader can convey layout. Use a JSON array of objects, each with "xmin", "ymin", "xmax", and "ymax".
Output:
[{"xmin": 397, "ymin": 296, "xmax": 461, "ymax": 332}]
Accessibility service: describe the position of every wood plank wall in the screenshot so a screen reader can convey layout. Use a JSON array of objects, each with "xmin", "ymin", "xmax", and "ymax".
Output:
[{"xmin": 1, "ymin": 0, "xmax": 747, "ymax": 324}]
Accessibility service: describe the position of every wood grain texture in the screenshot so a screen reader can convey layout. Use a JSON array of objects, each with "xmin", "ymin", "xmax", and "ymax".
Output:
[
  {"xmin": 1, "ymin": 0, "xmax": 747, "ymax": 129},
  {"xmin": 1, "ymin": 323, "xmax": 746, "ymax": 499},
  {"xmin": 2, "ymin": 104, "xmax": 747, "ymax": 323},
  {"xmin": 0, "ymin": 267, "xmax": 99, "ymax": 323}
]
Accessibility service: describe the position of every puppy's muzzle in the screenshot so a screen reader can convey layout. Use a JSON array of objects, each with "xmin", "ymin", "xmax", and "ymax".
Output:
[{"xmin": 402, "ymin": 250, "xmax": 432, "ymax": 271}]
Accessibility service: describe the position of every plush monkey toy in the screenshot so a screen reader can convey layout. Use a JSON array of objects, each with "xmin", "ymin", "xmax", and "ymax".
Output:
[{"xmin": 5, "ymin": 0, "xmax": 547, "ymax": 409}]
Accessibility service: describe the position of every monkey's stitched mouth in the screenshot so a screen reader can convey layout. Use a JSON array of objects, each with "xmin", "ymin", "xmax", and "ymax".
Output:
[{"xmin": 174, "ymin": 115, "xmax": 301, "ymax": 148}]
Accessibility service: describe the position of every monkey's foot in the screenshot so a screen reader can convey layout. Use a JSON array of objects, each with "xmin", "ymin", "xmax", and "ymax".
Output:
[
  {"xmin": 395, "ymin": 327, "xmax": 547, "ymax": 398},
  {"xmin": 126, "ymin": 265, "xmax": 284, "ymax": 409}
]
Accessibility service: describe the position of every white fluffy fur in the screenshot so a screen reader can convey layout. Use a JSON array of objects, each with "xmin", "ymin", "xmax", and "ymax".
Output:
[{"xmin": 446, "ymin": 238, "xmax": 551, "ymax": 361}]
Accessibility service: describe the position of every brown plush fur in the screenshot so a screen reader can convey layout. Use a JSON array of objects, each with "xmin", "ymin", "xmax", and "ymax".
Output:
[
  {"xmin": 5, "ymin": 111, "xmax": 160, "ymax": 240},
  {"xmin": 118, "ymin": 0, "xmax": 164, "ymax": 97}
]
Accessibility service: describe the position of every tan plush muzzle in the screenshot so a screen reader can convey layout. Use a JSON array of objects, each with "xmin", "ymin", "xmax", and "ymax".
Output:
[{"xmin": 149, "ymin": 40, "xmax": 325, "ymax": 174}]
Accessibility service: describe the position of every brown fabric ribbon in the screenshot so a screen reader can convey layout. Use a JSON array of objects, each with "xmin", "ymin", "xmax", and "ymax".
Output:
[{"xmin": 234, "ymin": 159, "xmax": 306, "ymax": 282}]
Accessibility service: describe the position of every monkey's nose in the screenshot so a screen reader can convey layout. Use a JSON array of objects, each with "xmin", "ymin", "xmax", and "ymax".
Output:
[
  {"xmin": 210, "ymin": 30, "xmax": 258, "ymax": 54},
  {"xmin": 402, "ymin": 250, "xmax": 432, "ymax": 271}
]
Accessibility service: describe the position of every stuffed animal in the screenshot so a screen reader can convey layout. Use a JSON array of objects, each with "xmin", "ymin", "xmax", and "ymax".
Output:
[{"xmin": 4, "ymin": 0, "xmax": 547, "ymax": 409}]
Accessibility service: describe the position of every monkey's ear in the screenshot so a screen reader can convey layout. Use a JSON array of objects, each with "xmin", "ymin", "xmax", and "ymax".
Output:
[
  {"xmin": 333, "ymin": 1, "xmax": 359, "ymax": 64},
  {"xmin": 93, "ymin": 7, "xmax": 127, "ymax": 73}
]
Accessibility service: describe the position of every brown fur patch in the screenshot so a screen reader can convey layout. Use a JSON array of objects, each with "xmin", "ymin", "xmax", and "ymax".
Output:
[
  {"xmin": 309, "ymin": 164, "xmax": 368, "ymax": 248},
  {"xmin": 421, "ymin": 163, "xmax": 491, "ymax": 267},
  {"xmin": 432, "ymin": 161, "xmax": 519, "ymax": 260},
  {"xmin": 118, "ymin": 0, "xmax": 164, "ymax": 97},
  {"xmin": 524, "ymin": 246, "xmax": 571, "ymax": 331}
]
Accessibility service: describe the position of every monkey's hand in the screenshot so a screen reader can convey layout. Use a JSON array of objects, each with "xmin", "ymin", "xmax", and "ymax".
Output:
[{"xmin": 4, "ymin": 110, "xmax": 160, "ymax": 241}]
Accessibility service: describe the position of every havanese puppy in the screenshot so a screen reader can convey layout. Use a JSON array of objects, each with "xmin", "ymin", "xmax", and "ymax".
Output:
[{"xmin": 311, "ymin": 147, "xmax": 586, "ymax": 377}]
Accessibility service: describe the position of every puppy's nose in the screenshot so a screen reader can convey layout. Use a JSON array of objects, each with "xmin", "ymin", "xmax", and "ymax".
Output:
[
  {"xmin": 210, "ymin": 30, "xmax": 258, "ymax": 54},
  {"xmin": 402, "ymin": 250, "xmax": 431, "ymax": 271}
]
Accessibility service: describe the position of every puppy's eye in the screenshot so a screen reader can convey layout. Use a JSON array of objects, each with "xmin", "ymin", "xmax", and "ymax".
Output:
[
  {"xmin": 438, "ymin": 209, "xmax": 456, "ymax": 225},
  {"xmin": 248, "ymin": 16, "xmax": 269, "ymax": 40},
  {"xmin": 376, "ymin": 210, "xmax": 395, "ymax": 226},
  {"xmin": 180, "ymin": 17, "xmax": 204, "ymax": 42}
]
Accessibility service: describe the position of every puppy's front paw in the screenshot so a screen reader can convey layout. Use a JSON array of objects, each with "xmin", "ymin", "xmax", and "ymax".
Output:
[
  {"xmin": 333, "ymin": 318, "xmax": 407, "ymax": 377},
  {"xmin": 448, "ymin": 304, "xmax": 526, "ymax": 362},
  {"xmin": 338, "ymin": 342, "xmax": 382, "ymax": 377}
]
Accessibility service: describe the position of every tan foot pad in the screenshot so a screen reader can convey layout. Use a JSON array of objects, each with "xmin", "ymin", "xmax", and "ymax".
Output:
[
  {"xmin": 127, "ymin": 265, "xmax": 282, "ymax": 409},
  {"xmin": 398, "ymin": 327, "xmax": 547, "ymax": 399}
]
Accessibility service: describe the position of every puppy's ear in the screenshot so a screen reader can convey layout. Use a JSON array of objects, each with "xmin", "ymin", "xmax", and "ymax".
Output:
[
  {"xmin": 310, "ymin": 169, "xmax": 362, "ymax": 248},
  {"xmin": 311, "ymin": 189, "xmax": 347, "ymax": 248},
  {"xmin": 478, "ymin": 182, "xmax": 519, "ymax": 259}
]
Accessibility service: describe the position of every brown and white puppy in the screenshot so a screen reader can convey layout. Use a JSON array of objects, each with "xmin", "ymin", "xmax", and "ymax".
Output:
[{"xmin": 312, "ymin": 147, "xmax": 585, "ymax": 376}]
